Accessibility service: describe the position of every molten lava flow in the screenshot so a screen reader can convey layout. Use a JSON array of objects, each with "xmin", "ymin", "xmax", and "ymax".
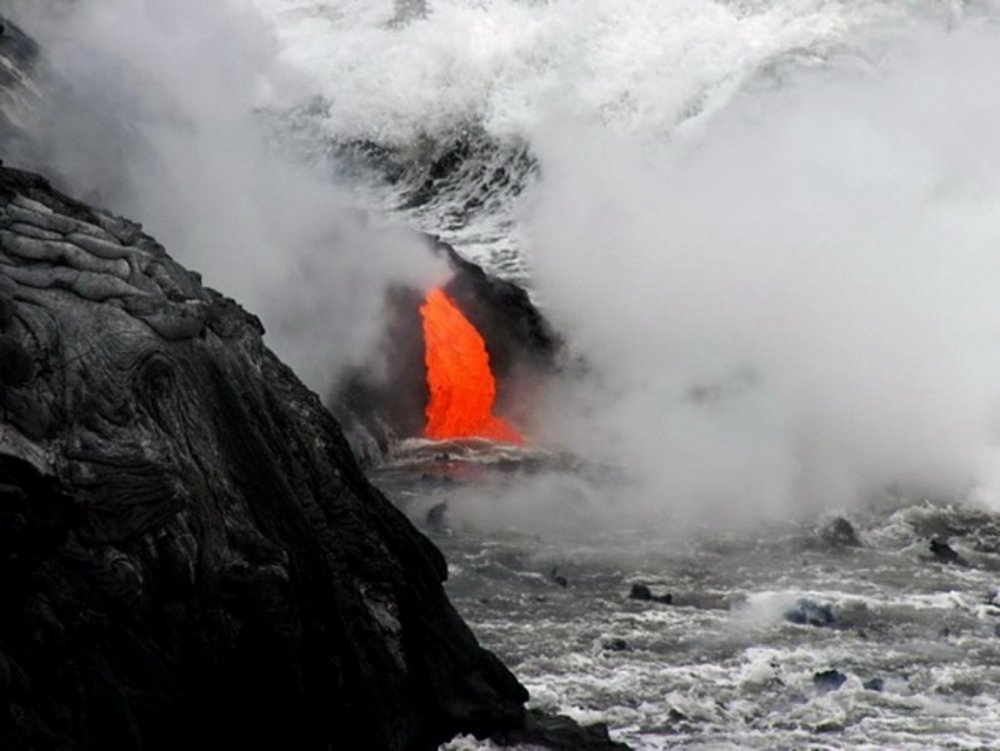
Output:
[{"xmin": 420, "ymin": 287, "xmax": 523, "ymax": 444}]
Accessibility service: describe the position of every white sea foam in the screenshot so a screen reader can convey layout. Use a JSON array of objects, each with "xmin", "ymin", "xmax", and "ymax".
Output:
[
  {"xmin": 251, "ymin": 0, "xmax": 930, "ymax": 144},
  {"xmin": 250, "ymin": 0, "xmax": 961, "ymax": 278}
]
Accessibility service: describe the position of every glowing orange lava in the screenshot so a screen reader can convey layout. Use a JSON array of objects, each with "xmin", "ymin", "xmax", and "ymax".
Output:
[{"xmin": 420, "ymin": 287, "xmax": 523, "ymax": 444}]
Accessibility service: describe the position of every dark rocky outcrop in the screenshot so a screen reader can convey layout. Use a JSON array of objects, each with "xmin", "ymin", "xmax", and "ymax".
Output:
[
  {"xmin": 432, "ymin": 237, "xmax": 559, "ymax": 381},
  {"xmin": 813, "ymin": 669, "xmax": 847, "ymax": 691},
  {"xmin": 819, "ymin": 516, "xmax": 861, "ymax": 548},
  {"xmin": 549, "ymin": 567, "xmax": 568, "ymax": 588},
  {"xmin": 862, "ymin": 677, "xmax": 884, "ymax": 692},
  {"xmin": 628, "ymin": 583, "xmax": 672, "ymax": 605},
  {"xmin": 0, "ymin": 164, "xmax": 527, "ymax": 750},
  {"xmin": 929, "ymin": 538, "xmax": 968, "ymax": 567},
  {"xmin": 601, "ymin": 638, "xmax": 630, "ymax": 652},
  {"xmin": 784, "ymin": 598, "xmax": 835, "ymax": 627},
  {"xmin": 492, "ymin": 709, "xmax": 631, "ymax": 751}
]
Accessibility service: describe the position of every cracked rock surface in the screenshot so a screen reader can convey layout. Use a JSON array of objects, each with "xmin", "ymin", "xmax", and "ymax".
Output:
[{"xmin": 0, "ymin": 164, "xmax": 527, "ymax": 750}]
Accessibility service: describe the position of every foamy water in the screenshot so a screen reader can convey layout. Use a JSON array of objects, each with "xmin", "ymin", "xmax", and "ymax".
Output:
[
  {"xmin": 250, "ymin": 0, "xmax": 980, "ymax": 277},
  {"xmin": 254, "ymin": 0, "xmax": 930, "ymax": 142},
  {"xmin": 374, "ymin": 456, "xmax": 1000, "ymax": 750}
]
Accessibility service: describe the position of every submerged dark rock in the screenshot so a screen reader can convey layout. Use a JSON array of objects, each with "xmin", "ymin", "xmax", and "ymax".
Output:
[
  {"xmin": 630, "ymin": 583, "xmax": 653, "ymax": 600},
  {"xmin": 601, "ymin": 638, "xmax": 630, "ymax": 652},
  {"xmin": 492, "ymin": 709, "xmax": 632, "ymax": 750},
  {"xmin": 863, "ymin": 677, "xmax": 885, "ymax": 692},
  {"xmin": 929, "ymin": 538, "xmax": 968, "ymax": 567},
  {"xmin": 0, "ymin": 165, "xmax": 527, "ymax": 750},
  {"xmin": 820, "ymin": 516, "xmax": 861, "ymax": 548},
  {"xmin": 813, "ymin": 669, "xmax": 848, "ymax": 691},
  {"xmin": 784, "ymin": 598, "xmax": 835, "ymax": 627},
  {"xmin": 628, "ymin": 583, "xmax": 672, "ymax": 604}
]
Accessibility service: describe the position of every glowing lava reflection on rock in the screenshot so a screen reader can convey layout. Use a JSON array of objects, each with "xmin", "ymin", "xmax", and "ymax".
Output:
[{"xmin": 420, "ymin": 287, "xmax": 522, "ymax": 444}]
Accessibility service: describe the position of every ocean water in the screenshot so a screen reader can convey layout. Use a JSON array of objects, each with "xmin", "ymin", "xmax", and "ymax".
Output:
[
  {"xmin": 241, "ymin": 1, "xmax": 1000, "ymax": 747},
  {"xmin": 372, "ymin": 444, "xmax": 1000, "ymax": 750}
]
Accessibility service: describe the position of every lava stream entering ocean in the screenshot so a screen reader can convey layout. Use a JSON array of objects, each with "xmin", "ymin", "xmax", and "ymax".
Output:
[{"xmin": 420, "ymin": 287, "xmax": 523, "ymax": 444}]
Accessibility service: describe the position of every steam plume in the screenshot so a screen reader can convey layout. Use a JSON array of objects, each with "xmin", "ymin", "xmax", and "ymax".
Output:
[
  {"xmin": 524, "ymin": 17, "xmax": 1000, "ymax": 524},
  {"xmin": 4, "ymin": 0, "xmax": 445, "ymax": 393}
]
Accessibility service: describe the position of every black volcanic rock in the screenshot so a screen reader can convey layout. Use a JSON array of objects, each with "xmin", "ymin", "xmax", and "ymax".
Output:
[
  {"xmin": 629, "ymin": 583, "xmax": 654, "ymax": 601},
  {"xmin": 628, "ymin": 583, "xmax": 672, "ymax": 604},
  {"xmin": 813, "ymin": 669, "xmax": 848, "ymax": 691},
  {"xmin": 784, "ymin": 598, "xmax": 835, "ymax": 627},
  {"xmin": 863, "ymin": 677, "xmax": 885, "ymax": 692},
  {"xmin": 601, "ymin": 638, "xmax": 630, "ymax": 652},
  {"xmin": 0, "ymin": 165, "xmax": 527, "ymax": 750},
  {"xmin": 433, "ymin": 236, "xmax": 560, "ymax": 377},
  {"xmin": 929, "ymin": 538, "xmax": 968, "ymax": 567},
  {"xmin": 819, "ymin": 516, "xmax": 861, "ymax": 548},
  {"xmin": 492, "ymin": 709, "xmax": 632, "ymax": 750}
]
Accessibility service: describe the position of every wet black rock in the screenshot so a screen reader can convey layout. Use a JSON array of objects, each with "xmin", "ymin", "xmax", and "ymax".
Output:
[
  {"xmin": 0, "ymin": 289, "xmax": 14, "ymax": 327},
  {"xmin": 987, "ymin": 586, "xmax": 1000, "ymax": 607},
  {"xmin": 820, "ymin": 516, "xmax": 861, "ymax": 548},
  {"xmin": 629, "ymin": 583, "xmax": 672, "ymax": 604},
  {"xmin": 813, "ymin": 669, "xmax": 848, "ymax": 691},
  {"xmin": 666, "ymin": 707, "xmax": 689, "ymax": 724},
  {"xmin": 630, "ymin": 583, "xmax": 653, "ymax": 600},
  {"xmin": 433, "ymin": 237, "xmax": 560, "ymax": 376},
  {"xmin": 492, "ymin": 709, "xmax": 632, "ymax": 750},
  {"xmin": 929, "ymin": 538, "xmax": 968, "ymax": 567},
  {"xmin": 0, "ymin": 165, "xmax": 527, "ymax": 750},
  {"xmin": 0, "ymin": 335, "xmax": 34, "ymax": 385},
  {"xmin": 815, "ymin": 721, "xmax": 847, "ymax": 733},
  {"xmin": 784, "ymin": 598, "xmax": 835, "ymax": 627},
  {"xmin": 863, "ymin": 677, "xmax": 885, "ymax": 692},
  {"xmin": 601, "ymin": 638, "xmax": 630, "ymax": 652}
]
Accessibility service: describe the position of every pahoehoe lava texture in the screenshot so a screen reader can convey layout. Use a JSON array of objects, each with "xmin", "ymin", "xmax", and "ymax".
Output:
[{"xmin": 0, "ymin": 164, "xmax": 527, "ymax": 750}]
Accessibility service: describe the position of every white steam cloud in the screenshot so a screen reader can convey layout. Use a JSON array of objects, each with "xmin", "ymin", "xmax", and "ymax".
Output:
[
  {"xmin": 9, "ymin": 0, "xmax": 1000, "ymax": 532},
  {"xmin": 5, "ymin": 0, "xmax": 446, "ymax": 393},
  {"xmin": 522, "ymin": 16, "xmax": 1000, "ymax": 525}
]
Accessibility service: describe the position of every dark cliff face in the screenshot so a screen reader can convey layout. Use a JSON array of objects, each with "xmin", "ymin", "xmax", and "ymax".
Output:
[{"xmin": 0, "ymin": 165, "xmax": 527, "ymax": 750}]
